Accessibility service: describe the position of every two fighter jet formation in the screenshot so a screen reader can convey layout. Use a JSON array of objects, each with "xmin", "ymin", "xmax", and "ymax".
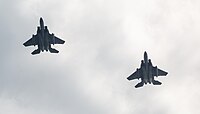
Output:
[{"xmin": 23, "ymin": 18, "xmax": 168, "ymax": 88}]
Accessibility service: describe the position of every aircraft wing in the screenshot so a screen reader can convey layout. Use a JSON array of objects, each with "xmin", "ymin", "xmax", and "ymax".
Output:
[
  {"xmin": 152, "ymin": 67, "xmax": 168, "ymax": 76},
  {"xmin": 127, "ymin": 68, "xmax": 141, "ymax": 80},
  {"xmin": 23, "ymin": 35, "xmax": 38, "ymax": 47},
  {"xmin": 49, "ymin": 34, "xmax": 65, "ymax": 44}
]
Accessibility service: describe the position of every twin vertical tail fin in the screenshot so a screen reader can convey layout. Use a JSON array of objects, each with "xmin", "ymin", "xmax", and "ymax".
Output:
[
  {"xmin": 31, "ymin": 49, "xmax": 40, "ymax": 55},
  {"xmin": 49, "ymin": 48, "xmax": 59, "ymax": 53},
  {"xmin": 135, "ymin": 82, "xmax": 144, "ymax": 88},
  {"xmin": 152, "ymin": 80, "xmax": 162, "ymax": 85}
]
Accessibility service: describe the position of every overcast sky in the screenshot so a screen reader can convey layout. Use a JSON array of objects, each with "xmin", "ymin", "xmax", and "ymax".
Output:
[{"xmin": 1, "ymin": 0, "xmax": 200, "ymax": 114}]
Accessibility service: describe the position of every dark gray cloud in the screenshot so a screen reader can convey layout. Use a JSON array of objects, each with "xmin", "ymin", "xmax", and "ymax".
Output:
[{"xmin": 1, "ymin": 0, "xmax": 200, "ymax": 114}]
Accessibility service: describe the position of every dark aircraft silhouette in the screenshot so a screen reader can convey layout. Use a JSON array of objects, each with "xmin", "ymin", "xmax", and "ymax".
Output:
[
  {"xmin": 23, "ymin": 17, "xmax": 65, "ymax": 55},
  {"xmin": 127, "ymin": 51, "xmax": 168, "ymax": 88}
]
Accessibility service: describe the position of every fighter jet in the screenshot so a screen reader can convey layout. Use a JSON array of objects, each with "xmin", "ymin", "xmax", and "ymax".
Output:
[
  {"xmin": 23, "ymin": 17, "xmax": 65, "ymax": 55},
  {"xmin": 127, "ymin": 51, "xmax": 168, "ymax": 88}
]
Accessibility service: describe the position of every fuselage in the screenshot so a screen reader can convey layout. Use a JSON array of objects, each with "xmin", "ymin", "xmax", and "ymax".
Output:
[
  {"xmin": 141, "ymin": 51, "xmax": 154, "ymax": 84},
  {"xmin": 38, "ymin": 17, "xmax": 50, "ymax": 52}
]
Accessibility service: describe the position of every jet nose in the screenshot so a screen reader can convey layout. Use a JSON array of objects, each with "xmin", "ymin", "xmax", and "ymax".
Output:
[
  {"xmin": 40, "ymin": 17, "xmax": 43, "ymax": 22},
  {"xmin": 144, "ymin": 51, "xmax": 148, "ymax": 63},
  {"xmin": 144, "ymin": 51, "xmax": 147, "ymax": 55}
]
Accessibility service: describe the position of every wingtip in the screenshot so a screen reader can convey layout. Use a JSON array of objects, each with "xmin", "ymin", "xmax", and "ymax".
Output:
[
  {"xmin": 23, "ymin": 43, "xmax": 27, "ymax": 47},
  {"xmin": 127, "ymin": 76, "xmax": 131, "ymax": 81}
]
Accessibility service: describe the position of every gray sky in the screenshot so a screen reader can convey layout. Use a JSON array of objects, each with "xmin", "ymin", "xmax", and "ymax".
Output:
[{"xmin": 1, "ymin": 0, "xmax": 200, "ymax": 114}]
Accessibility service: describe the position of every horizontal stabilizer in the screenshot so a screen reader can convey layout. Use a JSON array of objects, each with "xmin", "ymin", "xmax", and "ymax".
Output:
[
  {"xmin": 31, "ymin": 49, "xmax": 40, "ymax": 55},
  {"xmin": 152, "ymin": 80, "xmax": 162, "ymax": 85},
  {"xmin": 135, "ymin": 82, "xmax": 144, "ymax": 88},
  {"xmin": 49, "ymin": 48, "xmax": 59, "ymax": 53}
]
